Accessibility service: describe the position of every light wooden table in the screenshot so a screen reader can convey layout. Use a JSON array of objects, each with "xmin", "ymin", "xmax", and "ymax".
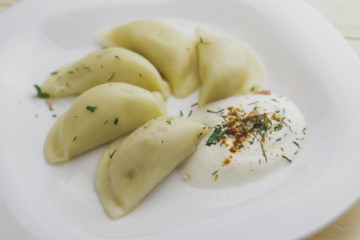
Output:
[{"xmin": 1, "ymin": 0, "xmax": 359, "ymax": 239}]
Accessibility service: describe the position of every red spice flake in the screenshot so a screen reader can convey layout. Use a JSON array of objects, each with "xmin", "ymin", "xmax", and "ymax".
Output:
[
  {"xmin": 229, "ymin": 146, "xmax": 237, "ymax": 153},
  {"xmin": 222, "ymin": 158, "xmax": 231, "ymax": 166},
  {"xmin": 46, "ymin": 99, "xmax": 54, "ymax": 111},
  {"xmin": 255, "ymin": 90, "xmax": 271, "ymax": 95},
  {"xmin": 183, "ymin": 173, "xmax": 191, "ymax": 181}
]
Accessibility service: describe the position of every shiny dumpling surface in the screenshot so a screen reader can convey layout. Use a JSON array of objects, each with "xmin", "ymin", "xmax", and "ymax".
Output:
[
  {"xmin": 95, "ymin": 116, "xmax": 209, "ymax": 219},
  {"xmin": 101, "ymin": 19, "xmax": 200, "ymax": 98},
  {"xmin": 44, "ymin": 83, "xmax": 166, "ymax": 164},
  {"xmin": 40, "ymin": 47, "xmax": 170, "ymax": 99},
  {"xmin": 196, "ymin": 27, "xmax": 264, "ymax": 106}
]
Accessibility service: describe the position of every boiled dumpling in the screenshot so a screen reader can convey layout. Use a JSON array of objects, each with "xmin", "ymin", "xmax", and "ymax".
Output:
[
  {"xmin": 196, "ymin": 27, "xmax": 264, "ymax": 106},
  {"xmin": 44, "ymin": 83, "xmax": 166, "ymax": 164},
  {"xmin": 95, "ymin": 116, "xmax": 209, "ymax": 218},
  {"xmin": 39, "ymin": 47, "xmax": 170, "ymax": 99},
  {"xmin": 101, "ymin": 20, "xmax": 200, "ymax": 98}
]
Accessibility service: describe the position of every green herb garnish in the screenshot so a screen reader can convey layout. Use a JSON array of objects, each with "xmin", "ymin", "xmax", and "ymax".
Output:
[
  {"xmin": 107, "ymin": 72, "xmax": 115, "ymax": 82},
  {"xmin": 293, "ymin": 141, "xmax": 301, "ymax": 148},
  {"xmin": 34, "ymin": 84, "xmax": 50, "ymax": 99},
  {"xmin": 109, "ymin": 149, "xmax": 117, "ymax": 159},
  {"xmin": 206, "ymin": 109, "xmax": 224, "ymax": 114},
  {"xmin": 86, "ymin": 106, "xmax": 97, "ymax": 112},
  {"xmin": 206, "ymin": 125, "xmax": 227, "ymax": 146},
  {"xmin": 114, "ymin": 117, "xmax": 119, "ymax": 125},
  {"xmin": 188, "ymin": 109, "xmax": 193, "ymax": 117},
  {"xmin": 281, "ymin": 155, "xmax": 292, "ymax": 162}
]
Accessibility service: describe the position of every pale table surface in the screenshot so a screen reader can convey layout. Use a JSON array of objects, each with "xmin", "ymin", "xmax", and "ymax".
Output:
[{"xmin": 1, "ymin": 0, "xmax": 360, "ymax": 239}]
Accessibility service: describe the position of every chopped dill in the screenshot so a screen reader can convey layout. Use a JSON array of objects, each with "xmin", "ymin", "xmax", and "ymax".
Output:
[
  {"xmin": 293, "ymin": 141, "xmax": 301, "ymax": 148},
  {"xmin": 188, "ymin": 109, "xmax": 193, "ymax": 117},
  {"xmin": 107, "ymin": 72, "xmax": 115, "ymax": 82},
  {"xmin": 109, "ymin": 149, "xmax": 117, "ymax": 159},
  {"xmin": 281, "ymin": 155, "xmax": 292, "ymax": 162},
  {"xmin": 260, "ymin": 140, "xmax": 268, "ymax": 162},
  {"xmin": 206, "ymin": 109, "xmax": 224, "ymax": 114}
]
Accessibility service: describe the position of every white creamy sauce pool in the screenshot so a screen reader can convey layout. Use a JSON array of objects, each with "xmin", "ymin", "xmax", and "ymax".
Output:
[{"xmin": 179, "ymin": 94, "xmax": 306, "ymax": 189}]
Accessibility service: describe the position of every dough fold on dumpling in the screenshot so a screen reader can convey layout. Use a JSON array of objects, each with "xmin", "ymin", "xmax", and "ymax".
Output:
[
  {"xmin": 40, "ymin": 47, "xmax": 170, "ymax": 99},
  {"xmin": 95, "ymin": 116, "xmax": 209, "ymax": 219},
  {"xmin": 196, "ymin": 27, "xmax": 264, "ymax": 106},
  {"xmin": 101, "ymin": 20, "xmax": 200, "ymax": 98},
  {"xmin": 44, "ymin": 83, "xmax": 166, "ymax": 164}
]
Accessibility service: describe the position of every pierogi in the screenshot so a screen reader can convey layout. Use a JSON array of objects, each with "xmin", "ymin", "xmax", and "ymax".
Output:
[
  {"xmin": 95, "ymin": 116, "xmax": 209, "ymax": 218},
  {"xmin": 44, "ymin": 83, "xmax": 166, "ymax": 164},
  {"xmin": 196, "ymin": 27, "xmax": 264, "ymax": 106},
  {"xmin": 40, "ymin": 47, "xmax": 170, "ymax": 99},
  {"xmin": 101, "ymin": 20, "xmax": 200, "ymax": 98}
]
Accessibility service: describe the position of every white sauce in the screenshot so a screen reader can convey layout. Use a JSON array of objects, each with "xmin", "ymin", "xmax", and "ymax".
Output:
[{"xmin": 179, "ymin": 94, "xmax": 306, "ymax": 189}]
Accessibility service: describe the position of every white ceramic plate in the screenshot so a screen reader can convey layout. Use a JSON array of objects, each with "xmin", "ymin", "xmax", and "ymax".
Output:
[{"xmin": 1, "ymin": 0, "xmax": 360, "ymax": 239}]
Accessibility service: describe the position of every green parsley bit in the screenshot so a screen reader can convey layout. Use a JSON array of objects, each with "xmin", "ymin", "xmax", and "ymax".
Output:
[
  {"xmin": 206, "ymin": 125, "xmax": 227, "ymax": 146},
  {"xmin": 34, "ymin": 84, "xmax": 50, "ymax": 99},
  {"xmin": 86, "ymin": 106, "xmax": 97, "ymax": 112}
]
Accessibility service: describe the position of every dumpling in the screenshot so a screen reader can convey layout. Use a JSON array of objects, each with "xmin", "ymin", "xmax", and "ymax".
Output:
[
  {"xmin": 196, "ymin": 27, "xmax": 264, "ymax": 106},
  {"xmin": 101, "ymin": 20, "xmax": 200, "ymax": 98},
  {"xmin": 95, "ymin": 116, "xmax": 209, "ymax": 219},
  {"xmin": 44, "ymin": 83, "xmax": 166, "ymax": 164},
  {"xmin": 39, "ymin": 47, "xmax": 170, "ymax": 99}
]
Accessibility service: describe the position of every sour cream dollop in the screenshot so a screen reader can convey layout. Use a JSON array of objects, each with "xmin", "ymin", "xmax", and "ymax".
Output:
[{"xmin": 179, "ymin": 94, "xmax": 306, "ymax": 189}]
